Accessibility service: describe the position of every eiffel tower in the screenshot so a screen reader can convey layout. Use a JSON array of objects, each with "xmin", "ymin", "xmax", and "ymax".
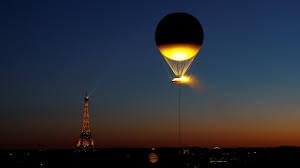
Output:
[{"xmin": 76, "ymin": 95, "xmax": 94, "ymax": 151}]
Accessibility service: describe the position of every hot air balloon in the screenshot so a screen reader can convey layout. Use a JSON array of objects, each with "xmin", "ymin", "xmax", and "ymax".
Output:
[{"xmin": 155, "ymin": 12, "xmax": 204, "ymax": 84}]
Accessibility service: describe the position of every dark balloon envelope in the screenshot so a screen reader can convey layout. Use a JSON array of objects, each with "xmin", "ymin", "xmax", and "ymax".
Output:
[{"xmin": 155, "ymin": 12, "xmax": 204, "ymax": 46}]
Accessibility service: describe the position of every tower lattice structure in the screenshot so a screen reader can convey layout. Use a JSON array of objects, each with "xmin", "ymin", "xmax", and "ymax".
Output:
[{"xmin": 76, "ymin": 96, "xmax": 94, "ymax": 150}]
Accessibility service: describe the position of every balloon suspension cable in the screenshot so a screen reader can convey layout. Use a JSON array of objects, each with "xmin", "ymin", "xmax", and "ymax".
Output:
[{"xmin": 178, "ymin": 86, "xmax": 181, "ymax": 147}]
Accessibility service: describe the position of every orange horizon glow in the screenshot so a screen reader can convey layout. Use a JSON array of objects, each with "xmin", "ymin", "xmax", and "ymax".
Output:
[{"xmin": 3, "ymin": 108, "xmax": 300, "ymax": 149}]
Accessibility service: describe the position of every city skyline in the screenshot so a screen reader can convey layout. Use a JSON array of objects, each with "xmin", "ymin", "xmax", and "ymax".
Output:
[{"xmin": 1, "ymin": 0, "xmax": 300, "ymax": 148}]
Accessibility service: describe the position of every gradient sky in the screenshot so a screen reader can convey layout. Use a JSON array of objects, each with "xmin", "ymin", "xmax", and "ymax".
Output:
[{"xmin": 1, "ymin": 0, "xmax": 300, "ymax": 148}]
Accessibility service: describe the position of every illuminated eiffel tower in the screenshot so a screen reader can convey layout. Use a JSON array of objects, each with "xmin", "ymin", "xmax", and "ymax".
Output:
[{"xmin": 76, "ymin": 95, "xmax": 94, "ymax": 151}]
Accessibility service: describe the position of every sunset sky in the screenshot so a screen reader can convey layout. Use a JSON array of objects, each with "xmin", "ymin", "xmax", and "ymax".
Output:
[{"xmin": 1, "ymin": 0, "xmax": 300, "ymax": 148}]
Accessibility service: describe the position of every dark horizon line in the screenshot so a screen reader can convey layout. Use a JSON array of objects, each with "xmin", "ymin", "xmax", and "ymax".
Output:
[{"xmin": 1, "ymin": 145, "xmax": 300, "ymax": 150}]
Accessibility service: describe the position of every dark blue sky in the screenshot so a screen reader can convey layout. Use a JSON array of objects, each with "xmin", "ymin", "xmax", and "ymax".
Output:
[{"xmin": 1, "ymin": 0, "xmax": 300, "ymax": 148}]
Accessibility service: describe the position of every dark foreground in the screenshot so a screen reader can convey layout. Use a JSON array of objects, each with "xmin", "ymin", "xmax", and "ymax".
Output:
[{"xmin": 1, "ymin": 147, "xmax": 300, "ymax": 168}]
